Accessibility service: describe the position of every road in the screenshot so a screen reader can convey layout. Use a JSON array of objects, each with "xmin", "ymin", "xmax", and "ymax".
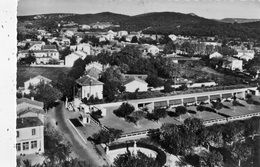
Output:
[{"xmin": 54, "ymin": 102, "xmax": 108, "ymax": 167}]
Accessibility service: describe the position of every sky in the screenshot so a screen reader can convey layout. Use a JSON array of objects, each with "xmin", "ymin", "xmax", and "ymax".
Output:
[{"xmin": 18, "ymin": 0, "xmax": 260, "ymax": 19}]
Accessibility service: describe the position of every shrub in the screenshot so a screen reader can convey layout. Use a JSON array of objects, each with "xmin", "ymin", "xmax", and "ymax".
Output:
[
  {"xmin": 109, "ymin": 142, "xmax": 167, "ymax": 166},
  {"xmin": 168, "ymin": 111, "xmax": 180, "ymax": 117},
  {"xmin": 187, "ymin": 110, "xmax": 197, "ymax": 114}
]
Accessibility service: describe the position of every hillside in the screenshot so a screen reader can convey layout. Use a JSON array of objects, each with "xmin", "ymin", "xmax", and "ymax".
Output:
[
  {"xmin": 18, "ymin": 12, "xmax": 260, "ymax": 40},
  {"xmin": 219, "ymin": 18, "xmax": 260, "ymax": 24}
]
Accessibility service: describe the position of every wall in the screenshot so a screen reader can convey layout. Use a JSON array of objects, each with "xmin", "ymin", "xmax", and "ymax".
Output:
[{"xmin": 81, "ymin": 85, "xmax": 103, "ymax": 99}]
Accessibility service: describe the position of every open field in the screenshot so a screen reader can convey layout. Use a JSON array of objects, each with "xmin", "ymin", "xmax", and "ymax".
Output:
[{"xmin": 17, "ymin": 66, "xmax": 71, "ymax": 88}]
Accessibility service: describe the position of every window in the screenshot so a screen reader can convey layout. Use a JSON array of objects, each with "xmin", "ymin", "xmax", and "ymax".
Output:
[
  {"xmin": 32, "ymin": 129, "xmax": 36, "ymax": 135},
  {"xmin": 16, "ymin": 143, "xmax": 21, "ymax": 151},
  {"xmin": 87, "ymin": 93, "xmax": 90, "ymax": 97},
  {"xmin": 23, "ymin": 142, "xmax": 29, "ymax": 150},
  {"xmin": 16, "ymin": 131, "xmax": 19, "ymax": 138},
  {"xmin": 31, "ymin": 141, "xmax": 37, "ymax": 149},
  {"xmin": 96, "ymin": 93, "xmax": 98, "ymax": 98}
]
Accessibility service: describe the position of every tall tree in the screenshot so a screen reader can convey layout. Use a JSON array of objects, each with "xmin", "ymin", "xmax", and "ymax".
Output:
[
  {"xmin": 99, "ymin": 66, "xmax": 124, "ymax": 102},
  {"xmin": 91, "ymin": 127, "xmax": 123, "ymax": 145},
  {"xmin": 35, "ymin": 83, "xmax": 63, "ymax": 110},
  {"xmin": 175, "ymin": 106, "xmax": 187, "ymax": 121}
]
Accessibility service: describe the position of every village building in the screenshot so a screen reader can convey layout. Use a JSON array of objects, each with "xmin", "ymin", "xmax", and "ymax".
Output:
[
  {"xmin": 16, "ymin": 117, "xmax": 44, "ymax": 156},
  {"xmin": 76, "ymin": 75, "xmax": 104, "ymax": 100}
]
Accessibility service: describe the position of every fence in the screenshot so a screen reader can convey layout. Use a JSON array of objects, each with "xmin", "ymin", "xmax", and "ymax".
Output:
[{"xmin": 203, "ymin": 112, "xmax": 260, "ymax": 126}]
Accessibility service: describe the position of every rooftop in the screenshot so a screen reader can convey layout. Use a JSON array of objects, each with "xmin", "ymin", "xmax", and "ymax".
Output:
[
  {"xmin": 124, "ymin": 77, "xmax": 148, "ymax": 85},
  {"xmin": 17, "ymin": 98, "xmax": 44, "ymax": 108},
  {"xmin": 76, "ymin": 75, "xmax": 104, "ymax": 86},
  {"xmin": 24, "ymin": 75, "xmax": 52, "ymax": 83},
  {"xmin": 17, "ymin": 117, "xmax": 44, "ymax": 129}
]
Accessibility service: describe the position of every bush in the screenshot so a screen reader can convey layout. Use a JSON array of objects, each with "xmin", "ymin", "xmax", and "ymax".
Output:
[
  {"xmin": 204, "ymin": 107, "xmax": 217, "ymax": 113},
  {"xmin": 187, "ymin": 110, "xmax": 197, "ymax": 114},
  {"xmin": 168, "ymin": 111, "xmax": 180, "ymax": 117},
  {"xmin": 109, "ymin": 142, "xmax": 167, "ymax": 166}
]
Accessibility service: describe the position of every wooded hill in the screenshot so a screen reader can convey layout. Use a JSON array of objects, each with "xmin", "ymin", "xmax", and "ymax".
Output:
[{"xmin": 18, "ymin": 12, "xmax": 260, "ymax": 41}]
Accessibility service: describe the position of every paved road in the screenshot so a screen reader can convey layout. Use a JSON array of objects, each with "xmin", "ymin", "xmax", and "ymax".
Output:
[{"xmin": 54, "ymin": 102, "xmax": 108, "ymax": 167}]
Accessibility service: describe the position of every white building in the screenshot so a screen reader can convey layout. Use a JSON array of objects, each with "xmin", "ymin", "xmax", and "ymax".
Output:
[
  {"xmin": 222, "ymin": 57, "xmax": 243, "ymax": 71},
  {"xmin": 209, "ymin": 52, "xmax": 223, "ymax": 59},
  {"xmin": 16, "ymin": 117, "xmax": 44, "ymax": 155},
  {"xmin": 75, "ymin": 43, "xmax": 91, "ymax": 55},
  {"xmin": 168, "ymin": 34, "xmax": 177, "ymax": 41},
  {"xmin": 76, "ymin": 75, "xmax": 104, "ymax": 99},
  {"xmin": 124, "ymin": 77, "xmax": 148, "ymax": 92},
  {"xmin": 24, "ymin": 75, "xmax": 52, "ymax": 90},
  {"xmin": 18, "ymin": 50, "xmax": 59, "ymax": 64},
  {"xmin": 235, "ymin": 50, "xmax": 255, "ymax": 61},
  {"xmin": 117, "ymin": 30, "xmax": 128, "ymax": 37},
  {"xmin": 65, "ymin": 51, "xmax": 87, "ymax": 67}
]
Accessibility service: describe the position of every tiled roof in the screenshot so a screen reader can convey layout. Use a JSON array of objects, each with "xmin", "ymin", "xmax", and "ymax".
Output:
[
  {"xmin": 76, "ymin": 75, "xmax": 104, "ymax": 86},
  {"xmin": 17, "ymin": 98, "xmax": 44, "ymax": 108},
  {"xmin": 24, "ymin": 75, "xmax": 52, "ymax": 83},
  {"xmin": 17, "ymin": 117, "xmax": 44, "ymax": 129},
  {"xmin": 17, "ymin": 107, "xmax": 45, "ymax": 116},
  {"xmin": 124, "ymin": 77, "xmax": 148, "ymax": 85},
  {"xmin": 18, "ymin": 50, "xmax": 58, "ymax": 54},
  {"xmin": 42, "ymin": 45, "xmax": 57, "ymax": 50},
  {"xmin": 85, "ymin": 67, "xmax": 102, "ymax": 79}
]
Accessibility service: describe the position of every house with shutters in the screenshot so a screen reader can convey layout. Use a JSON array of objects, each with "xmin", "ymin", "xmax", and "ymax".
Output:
[
  {"xmin": 76, "ymin": 75, "xmax": 104, "ymax": 100},
  {"xmin": 16, "ymin": 117, "xmax": 44, "ymax": 155}
]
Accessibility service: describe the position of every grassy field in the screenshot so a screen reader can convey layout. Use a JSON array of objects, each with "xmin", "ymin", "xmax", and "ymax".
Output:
[{"xmin": 17, "ymin": 66, "xmax": 71, "ymax": 88}]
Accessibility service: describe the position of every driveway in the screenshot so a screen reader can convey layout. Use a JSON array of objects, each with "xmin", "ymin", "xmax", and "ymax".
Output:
[{"xmin": 53, "ymin": 102, "xmax": 109, "ymax": 167}]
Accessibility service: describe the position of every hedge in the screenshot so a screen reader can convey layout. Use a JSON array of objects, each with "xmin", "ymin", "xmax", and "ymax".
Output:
[{"xmin": 108, "ymin": 141, "xmax": 167, "ymax": 166}]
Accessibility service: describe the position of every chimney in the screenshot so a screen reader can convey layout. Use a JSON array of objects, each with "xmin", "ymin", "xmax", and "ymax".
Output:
[{"xmin": 31, "ymin": 96, "xmax": 34, "ymax": 101}]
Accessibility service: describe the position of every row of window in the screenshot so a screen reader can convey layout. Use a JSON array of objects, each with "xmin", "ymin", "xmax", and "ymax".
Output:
[
  {"xmin": 16, "ymin": 141, "xmax": 37, "ymax": 151},
  {"xmin": 16, "ymin": 128, "xmax": 36, "ymax": 138}
]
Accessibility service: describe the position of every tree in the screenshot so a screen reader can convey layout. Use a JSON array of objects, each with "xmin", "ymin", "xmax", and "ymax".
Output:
[
  {"xmin": 35, "ymin": 83, "xmax": 63, "ymax": 110},
  {"xmin": 60, "ymin": 47, "xmax": 72, "ymax": 60},
  {"xmin": 145, "ymin": 75, "xmax": 164, "ymax": 88},
  {"xmin": 175, "ymin": 106, "xmax": 187, "ymax": 121},
  {"xmin": 202, "ymin": 124, "xmax": 224, "ymax": 148},
  {"xmin": 91, "ymin": 127, "xmax": 123, "ymax": 145},
  {"xmin": 113, "ymin": 151, "xmax": 160, "ymax": 167},
  {"xmin": 211, "ymin": 101, "xmax": 223, "ymax": 112},
  {"xmin": 24, "ymin": 51, "xmax": 36, "ymax": 64},
  {"xmin": 99, "ymin": 66, "xmax": 124, "ymax": 102},
  {"xmin": 127, "ymin": 110, "xmax": 146, "ymax": 126},
  {"xmin": 159, "ymin": 123, "xmax": 191, "ymax": 155},
  {"xmin": 113, "ymin": 102, "xmax": 135, "ymax": 118},
  {"xmin": 199, "ymin": 150, "xmax": 224, "ymax": 167},
  {"xmin": 227, "ymin": 141, "xmax": 252, "ymax": 167},
  {"xmin": 153, "ymin": 108, "xmax": 168, "ymax": 121},
  {"xmin": 183, "ymin": 118, "xmax": 204, "ymax": 146},
  {"xmin": 246, "ymin": 94, "xmax": 254, "ymax": 110},
  {"xmin": 55, "ymin": 72, "xmax": 76, "ymax": 101},
  {"xmin": 70, "ymin": 36, "xmax": 77, "ymax": 45},
  {"xmin": 163, "ymin": 41, "xmax": 176, "ymax": 54},
  {"xmin": 163, "ymin": 80, "xmax": 173, "ymax": 93},
  {"xmin": 232, "ymin": 100, "xmax": 240, "ymax": 112},
  {"xmin": 131, "ymin": 36, "xmax": 138, "ymax": 43},
  {"xmin": 43, "ymin": 129, "xmax": 71, "ymax": 165}
]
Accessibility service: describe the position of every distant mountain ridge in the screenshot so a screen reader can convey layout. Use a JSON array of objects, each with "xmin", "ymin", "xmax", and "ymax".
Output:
[
  {"xmin": 18, "ymin": 12, "xmax": 260, "ymax": 40},
  {"xmin": 218, "ymin": 18, "xmax": 260, "ymax": 23}
]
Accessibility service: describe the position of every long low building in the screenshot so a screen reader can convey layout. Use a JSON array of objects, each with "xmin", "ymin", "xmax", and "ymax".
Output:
[{"xmin": 129, "ymin": 88, "xmax": 256, "ymax": 110}]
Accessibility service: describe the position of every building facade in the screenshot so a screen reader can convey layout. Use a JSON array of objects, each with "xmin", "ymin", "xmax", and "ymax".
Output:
[{"xmin": 16, "ymin": 117, "xmax": 44, "ymax": 155}]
